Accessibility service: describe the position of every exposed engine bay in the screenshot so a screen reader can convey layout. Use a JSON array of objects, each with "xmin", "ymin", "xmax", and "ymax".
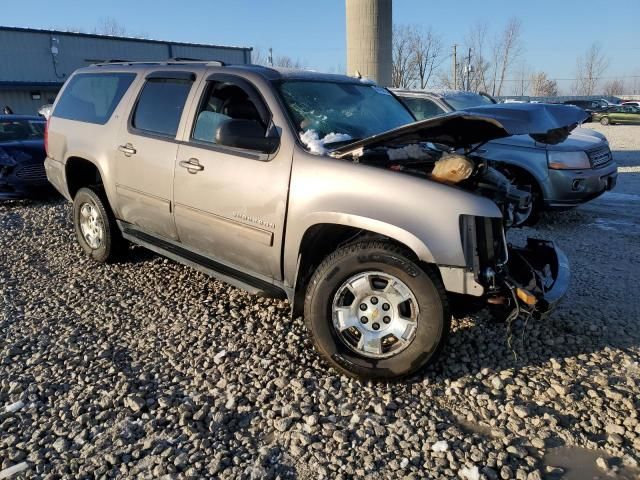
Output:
[
  {"xmin": 334, "ymin": 139, "xmax": 569, "ymax": 322},
  {"xmin": 347, "ymin": 142, "xmax": 533, "ymax": 228},
  {"xmin": 326, "ymin": 105, "xmax": 584, "ymax": 320}
]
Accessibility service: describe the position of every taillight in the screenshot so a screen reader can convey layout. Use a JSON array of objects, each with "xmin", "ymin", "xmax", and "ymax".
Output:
[{"xmin": 44, "ymin": 117, "xmax": 50, "ymax": 157}]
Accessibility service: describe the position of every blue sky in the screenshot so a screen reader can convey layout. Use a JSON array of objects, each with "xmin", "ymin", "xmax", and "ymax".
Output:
[{"xmin": 3, "ymin": 0, "xmax": 639, "ymax": 93}]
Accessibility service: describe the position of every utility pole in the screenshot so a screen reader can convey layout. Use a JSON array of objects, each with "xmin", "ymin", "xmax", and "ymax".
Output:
[
  {"xmin": 466, "ymin": 47, "xmax": 472, "ymax": 91},
  {"xmin": 268, "ymin": 48, "xmax": 273, "ymax": 67},
  {"xmin": 452, "ymin": 44, "xmax": 457, "ymax": 90}
]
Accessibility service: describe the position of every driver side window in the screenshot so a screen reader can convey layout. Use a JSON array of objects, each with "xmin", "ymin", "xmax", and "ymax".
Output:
[{"xmin": 191, "ymin": 80, "xmax": 265, "ymax": 144}]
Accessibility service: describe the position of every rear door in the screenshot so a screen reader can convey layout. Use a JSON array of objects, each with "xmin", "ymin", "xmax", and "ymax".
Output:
[
  {"xmin": 609, "ymin": 106, "xmax": 625, "ymax": 123},
  {"xmin": 622, "ymin": 106, "xmax": 640, "ymax": 124},
  {"xmin": 172, "ymin": 73, "xmax": 292, "ymax": 280},
  {"xmin": 114, "ymin": 70, "xmax": 198, "ymax": 240}
]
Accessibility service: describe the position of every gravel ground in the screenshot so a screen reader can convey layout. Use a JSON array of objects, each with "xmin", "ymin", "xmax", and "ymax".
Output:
[{"xmin": 1, "ymin": 124, "xmax": 639, "ymax": 479}]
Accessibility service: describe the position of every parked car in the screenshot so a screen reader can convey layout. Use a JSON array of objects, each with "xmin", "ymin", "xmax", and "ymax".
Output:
[
  {"xmin": 46, "ymin": 61, "xmax": 578, "ymax": 379},
  {"xmin": 593, "ymin": 105, "xmax": 640, "ymax": 125},
  {"xmin": 621, "ymin": 101, "xmax": 640, "ymax": 108},
  {"xmin": 0, "ymin": 115, "xmax": 49, "ymax": 199},
  {"xmin": 393, "ymin": 89, "xmax": 618, "ymax": 224},
  {"xmin": 562, "ymin": 99, "xmax": 608, "ymax": 120}
]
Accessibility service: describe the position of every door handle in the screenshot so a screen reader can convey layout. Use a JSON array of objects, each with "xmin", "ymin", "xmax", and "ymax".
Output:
[
  {"xmin": 117, "ymin": 143, "xmax": 137, "ymax": 156},
  {"xmin": 179, "ymin": 158, "xmax": 204, "ymax": 174}
]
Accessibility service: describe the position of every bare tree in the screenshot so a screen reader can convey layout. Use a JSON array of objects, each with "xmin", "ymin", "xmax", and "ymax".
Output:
[
  {"xmin": 392, "ymin": 25, "xmax": 418, "ymax": 88},
  {"xmin": 573, "ymin": 43, "xmax": 609, "ymax": 95},
  {"xmin": 251, "ymin": 47, "xmax": 268, "ymax": 65},
  {"xmin": 512, "ymin": 62, "xmax": 531, "ymax": 96},
  {"xmin": 411, "ymin": 27, "xmax": 444, "ymax": 89},
  {"xmin": 274, "ymin": 56, "xmax": 304, "ymax": 69},
  {"xmin": 488, "ymin": 17, "xmax": 523, "ymax": 96},
  {"xmin": 464, "ymin": 22, "xmax": 491, "ymax": 92},
  {"xmin": 602, "ymin": 79, "xmax": 625, "ymax": 96},
  {"xmin": 530, "ymin": 71, "xmax": 558, "ymax": 97},
  {"xmin": 94, "ymin": 17, "xmax": 127, "ymax": 36}
]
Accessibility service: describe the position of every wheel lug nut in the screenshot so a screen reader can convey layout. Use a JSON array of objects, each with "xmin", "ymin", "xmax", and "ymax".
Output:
[
  {"xmin": 372, "ymin": 323, "xmax": 380, "ymax": 330},
  {"xmin": 360, "ymin": 316, "xmax": 368, "ymax": 324},
  {"xmin": 371, "ymin": 297, "xmax": 378, "ymax": 305},
  {"xmin": 359, "ymin": 303, "xmax": 367, "ymax": 311},
  {"xmin": 382, "ymin": 303, "xmax": 390, "ymax": 311},
  {"xmin": 383, "ymin": 316, "xmax": 391, "ymax": 324}
]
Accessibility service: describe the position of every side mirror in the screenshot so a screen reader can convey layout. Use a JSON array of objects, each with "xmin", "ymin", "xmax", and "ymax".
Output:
[{"xmin": 215, "ymin": 119, "xmax": 278, "ymax": 153}]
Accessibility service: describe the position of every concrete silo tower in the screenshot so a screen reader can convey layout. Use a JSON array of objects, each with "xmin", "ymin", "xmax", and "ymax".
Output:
[{"xmin": 346, "ymin": 0, "xmax": 393, "ymax": 86}]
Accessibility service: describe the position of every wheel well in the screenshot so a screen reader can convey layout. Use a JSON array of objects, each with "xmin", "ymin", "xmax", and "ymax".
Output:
[
  {"xmin": 291, "ymin": 224, "xmax": 426, "ymax": 317},
  {"xmin": 65, "ymin": 157, "xmax": 103, "ymax": 198},
  {"xmin": 497, "ymin": 163, "xmax": 543, "ymax": 198}
]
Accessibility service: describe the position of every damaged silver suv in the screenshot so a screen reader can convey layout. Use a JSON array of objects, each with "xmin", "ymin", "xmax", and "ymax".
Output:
[{"xmin": 45, "ymin": 61, "xmax": 575, "ymax": 379}]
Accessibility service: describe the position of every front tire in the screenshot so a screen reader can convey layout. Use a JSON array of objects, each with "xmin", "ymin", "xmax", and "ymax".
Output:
[
  {"xmin": 304, "ymin": 240, "xmax": 450, "ymax": 380},
  {"xmin": 73, "ymin": 187, "xmax": 124, "ymax": 263},
  {"xmin": 498, "ymin": 167, "xmax": 542, "ymax": 227},
  {"xmin": 600, "ymin": 116, "xmax": 610, "ymax": 125}
]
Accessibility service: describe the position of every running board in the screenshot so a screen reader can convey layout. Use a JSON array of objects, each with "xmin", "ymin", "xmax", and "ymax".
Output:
[{"xmin": 120, "ymin": 224, "xmax": 287, "ymax": 299}]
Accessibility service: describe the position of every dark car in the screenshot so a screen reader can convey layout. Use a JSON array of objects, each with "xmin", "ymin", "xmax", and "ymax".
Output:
[
  {"xmin": 0, "ymin": 115, "xmax": 49, "ymax": 199},
  {"xmin": 562, "ymin": 99, "xmax": 609, "ymax": 120},
  {"xmin": 592, "ymin": 105, "xmax": 640, "ymax": 125}
]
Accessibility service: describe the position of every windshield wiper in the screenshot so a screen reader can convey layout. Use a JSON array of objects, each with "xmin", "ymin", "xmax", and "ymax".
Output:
[{"xmin": 325, "ymin": 138, "xmax": 362, "ymax": 149}]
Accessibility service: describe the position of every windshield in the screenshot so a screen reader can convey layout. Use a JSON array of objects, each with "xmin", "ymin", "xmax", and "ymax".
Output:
[
  {"xmin": 0, "ymin": 119, "xmax": 45, "ymax": 142},
  {"xmin": 443, "ymin": 92, "xmax": 496, "ymax": 111},
  {"xmin": 277, "ymin": 80, "xmax": 414, "ymax": 152}
]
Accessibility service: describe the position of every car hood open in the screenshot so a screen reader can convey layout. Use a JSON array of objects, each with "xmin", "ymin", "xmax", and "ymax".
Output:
[{"xmin": 330, "ymin": 103, "xmax": 589, "ymax": 158}]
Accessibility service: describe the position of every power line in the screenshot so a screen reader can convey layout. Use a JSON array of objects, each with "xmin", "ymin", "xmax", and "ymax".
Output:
[{"xmin": 500, "ymin": 75, "xmax": 640, "ymax": 83}]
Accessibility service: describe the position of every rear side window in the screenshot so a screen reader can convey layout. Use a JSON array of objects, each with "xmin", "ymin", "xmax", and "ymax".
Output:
[
  {"xmin": 401, "ymin": 97, "xmax": 446, "ymax": 120},
  {"xmin": 53, "ymin": 73, "xmax": 136, "ymax": 124},
  {"xmin": 131, "ymin": 79, "xmax": 193, "ymax": 137}
]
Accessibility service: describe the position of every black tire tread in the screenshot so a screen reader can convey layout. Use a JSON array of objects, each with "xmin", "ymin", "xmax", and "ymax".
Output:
[
  {"xmin": 303, "ymin": 239, "xmax": 450, "ymax": 380},
  {"xmin": 73, "ymin": 186, "xmax": 125, "ymax": 263}
]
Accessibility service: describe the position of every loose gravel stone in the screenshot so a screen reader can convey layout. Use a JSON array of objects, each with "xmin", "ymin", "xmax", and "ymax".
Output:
[{"xmin": 1, "ymin": 124, "xmax": 639, "ymax": 478}]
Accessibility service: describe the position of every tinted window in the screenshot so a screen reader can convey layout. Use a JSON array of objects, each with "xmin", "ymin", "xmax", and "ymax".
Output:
[
  {"xmin": 53, "ymin": 73, "xmax": 135, "ymax": 124},
  {"xmin": 443, "ymin": 92, "xmax": 495, "ymax": 110},
  {"xmin": 401, "ymin": 97, "xmax": 446, "ymax": 120},
  {"xmin": 192, "ymin": 80, "xmax": 265, "ymax": 144},
  {"xmin": 132, "ymin": 78, "xmax": 193, "ymax": 137},
  {"xmin": 0, "ymin": 120, "xmax": 45, "ymax": 142}
]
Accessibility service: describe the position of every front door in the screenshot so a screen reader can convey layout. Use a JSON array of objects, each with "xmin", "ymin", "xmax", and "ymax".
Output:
[
  {"xmin": 114, "ymin": 71, "xmax": 197, "ymax": 240},
  {"xmin": 173, "ymin": 74, "xmax": 292, "ymax": 280}
]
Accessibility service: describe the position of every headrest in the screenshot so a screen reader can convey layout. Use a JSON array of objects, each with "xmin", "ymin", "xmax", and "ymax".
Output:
[{"xmin": 222, "ymin": 99, "xmax": 260, "ymax": 121}]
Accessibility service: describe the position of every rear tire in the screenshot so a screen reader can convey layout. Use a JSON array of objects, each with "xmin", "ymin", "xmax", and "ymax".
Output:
[
  {"xmin": 304, "ymin": 240, "xmax": 450, "ymax": 380},
  {"xmin": 600, "ymin": 116, "xmax": 610, "ymax": 126},
  {"xmin": 72, "ymin": 187, "xmax": 125, "ymax": 263}
]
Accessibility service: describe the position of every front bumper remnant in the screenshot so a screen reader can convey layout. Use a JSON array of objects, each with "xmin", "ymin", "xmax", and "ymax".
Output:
[{"xmin": 506, "ymin": 238, "xmax": 570, "ymax": 316}]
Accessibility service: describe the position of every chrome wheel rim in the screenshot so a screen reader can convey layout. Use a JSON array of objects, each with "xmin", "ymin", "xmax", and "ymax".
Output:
[
  {"xmin": 79, "ymin": 202, "xmax": 104, "ymax": 249},
  {"xmin": 331, "ymin": 271, "xmax": 419, "ymax": 359}
]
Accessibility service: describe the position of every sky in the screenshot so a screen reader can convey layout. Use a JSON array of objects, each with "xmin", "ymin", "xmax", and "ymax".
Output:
[{"xmin": 3, "ymin": 0, "xmax": 639, "ymax": 93}]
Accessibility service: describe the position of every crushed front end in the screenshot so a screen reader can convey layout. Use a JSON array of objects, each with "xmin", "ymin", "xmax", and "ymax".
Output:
[{"xmin": 461, "ymin": 215, "xmax": 570, "ymax": 319}]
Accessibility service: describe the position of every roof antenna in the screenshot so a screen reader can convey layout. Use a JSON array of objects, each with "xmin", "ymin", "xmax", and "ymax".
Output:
[{"xmin": 354, "ymin": 70, "xmax": 362, "ymax": 79}]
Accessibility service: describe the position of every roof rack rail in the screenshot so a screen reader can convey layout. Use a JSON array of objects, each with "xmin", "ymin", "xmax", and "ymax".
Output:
[{"xmin": 92, "ymin": 59, "xmax": 227, "ymax": 67}]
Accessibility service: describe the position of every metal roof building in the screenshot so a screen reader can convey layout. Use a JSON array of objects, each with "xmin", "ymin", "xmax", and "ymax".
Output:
[{"xmin": 0, "ymin": 26, "xmax": 252, "ymax": 115}]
